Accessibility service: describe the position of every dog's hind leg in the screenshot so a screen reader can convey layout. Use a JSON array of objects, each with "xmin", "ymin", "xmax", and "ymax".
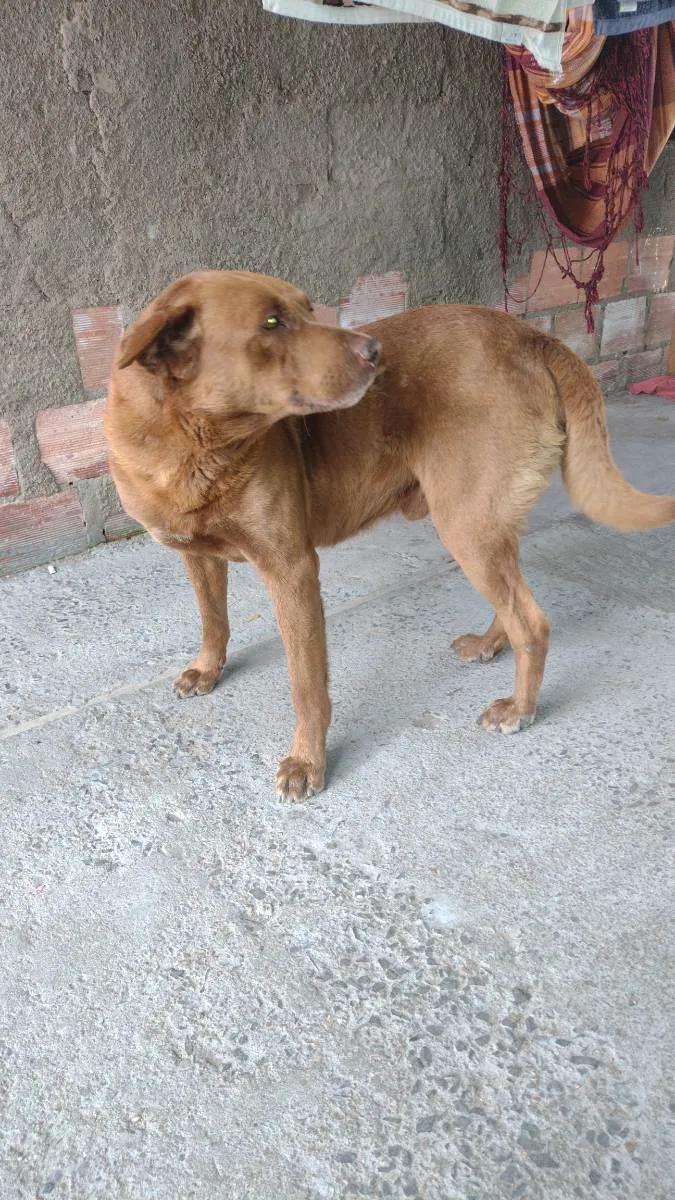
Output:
[
  {"xmin": 423, "ymin": 483, "xmax": 550, "ymax": 731},
  {"xmin": 442, "ymin": 521, "xmax": 548, "ymax": 732},
  {"xmin": 419, "ymin": 409, "xmax": 562, "ymax": 729},
  {"xmin": 451, "ymin": 615, "xmax": 508, "ymax": 664}
]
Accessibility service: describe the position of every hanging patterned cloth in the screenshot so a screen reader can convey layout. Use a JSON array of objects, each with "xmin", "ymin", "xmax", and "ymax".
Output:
[{"xmin": 500, "ymin": 9, "xmax": 675, "ymax": 327}]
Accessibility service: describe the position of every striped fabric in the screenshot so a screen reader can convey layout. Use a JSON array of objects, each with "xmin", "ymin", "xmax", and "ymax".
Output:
[{"xmin": 505, "ymin": 11, "xmax": 675, "ymax": 245}]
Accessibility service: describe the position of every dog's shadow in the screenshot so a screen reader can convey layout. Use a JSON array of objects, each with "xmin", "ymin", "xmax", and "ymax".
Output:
[{"xmin": 223, "ymin": 634, "xmax": 284, "ymax": 681}]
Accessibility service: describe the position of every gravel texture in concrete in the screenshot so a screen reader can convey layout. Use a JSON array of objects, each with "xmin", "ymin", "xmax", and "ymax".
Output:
[{"xmin": 1, "ymin": 397, "xmax": 674, "ymax": 1199}]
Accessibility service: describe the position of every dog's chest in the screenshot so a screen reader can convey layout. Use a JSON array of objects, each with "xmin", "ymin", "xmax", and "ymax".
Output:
[{"xmin": 148, "ymin": 524, "xmax": 246, "ymax": 561}]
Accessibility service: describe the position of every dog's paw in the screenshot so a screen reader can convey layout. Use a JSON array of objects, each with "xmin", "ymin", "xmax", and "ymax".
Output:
[
  {"xmin": 275, "ymin": 756, "xmax": 325, "ymax": 802},
  {"xmin": 452, "ymin": 632, "xmax": 506, "ymax": 663},
  {"xmin": 479, "ymin": 698, "xmax": 535, "ymax": 734},
  {"xmin": 173, "ymin": 664, "xmax": 224, "ymax": 698}
]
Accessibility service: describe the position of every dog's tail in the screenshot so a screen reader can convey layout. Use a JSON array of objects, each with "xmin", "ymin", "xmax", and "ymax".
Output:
[{"xmin": 544, "ymin": 338, "xmax": 675, "ymax": 532}]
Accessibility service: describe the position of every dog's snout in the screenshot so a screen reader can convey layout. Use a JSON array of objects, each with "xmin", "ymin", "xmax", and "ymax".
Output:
[{"xmin": 353, "ymin": 336, "xmax": 381, "ymax": 369}]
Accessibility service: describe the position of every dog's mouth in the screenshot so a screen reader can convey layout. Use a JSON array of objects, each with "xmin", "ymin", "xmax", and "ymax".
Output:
[{"xmin": 290, "ymin": 374, "xmax": 376, "ymax": 415}]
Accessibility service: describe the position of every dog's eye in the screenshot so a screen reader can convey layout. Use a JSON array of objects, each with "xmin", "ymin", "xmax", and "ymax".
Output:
[{"xmin": 264, "ymin": 315, "xmax": 281, "ymax": 329}]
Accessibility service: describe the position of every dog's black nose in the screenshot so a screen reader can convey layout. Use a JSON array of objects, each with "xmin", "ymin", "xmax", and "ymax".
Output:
[{"xmin": 354, "ymin": 336, "xmax": 381, "ymax": 369}]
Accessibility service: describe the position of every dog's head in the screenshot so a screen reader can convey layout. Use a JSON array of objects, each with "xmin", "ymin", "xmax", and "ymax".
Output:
[{"xmin": 115, "ymin": 271, "xmax": 381, "ymax": 421}]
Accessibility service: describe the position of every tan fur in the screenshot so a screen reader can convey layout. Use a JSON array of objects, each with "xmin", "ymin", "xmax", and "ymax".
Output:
[
  {"xmin": 544, "ymin": 339, "xmax": 675, "ymax": 531},
  {"xmin": 104, "ymin": 271, "xmax": 675, "ymax": 799}
]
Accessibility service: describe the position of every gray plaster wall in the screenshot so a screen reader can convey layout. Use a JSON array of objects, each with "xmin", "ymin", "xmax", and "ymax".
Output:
[{"xmin": 0, "ymin": 0, "xmax": 672, "ymax": 516}]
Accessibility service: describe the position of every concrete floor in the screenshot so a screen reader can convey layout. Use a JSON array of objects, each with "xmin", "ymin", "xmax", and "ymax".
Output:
[{"xmin": 1, "ymin": 395, "xmax": 673, "ymax": 1200}]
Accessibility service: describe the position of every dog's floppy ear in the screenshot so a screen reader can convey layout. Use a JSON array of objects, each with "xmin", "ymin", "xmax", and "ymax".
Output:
[{"xmin": 117, "ymin": 283, "xmax": 201, "ymax": 380}]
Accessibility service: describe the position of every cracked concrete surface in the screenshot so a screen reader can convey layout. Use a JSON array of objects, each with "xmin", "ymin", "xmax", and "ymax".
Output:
[{"xmin": 1, "ymin": 395, "xmax": 674, "ymax": 1199}]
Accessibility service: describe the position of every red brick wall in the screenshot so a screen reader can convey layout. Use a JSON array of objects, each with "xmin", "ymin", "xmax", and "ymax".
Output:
[
  {"xmin": 508, "ymin": 235, "xmax": 674, "ymax": 389},
  {"xmin": 0, "ymin": 253, "xmax": 672, "ymax": 577},
  {"xmin": 0, "ymin": 306, "xmax": 140, "ymax": 577}
]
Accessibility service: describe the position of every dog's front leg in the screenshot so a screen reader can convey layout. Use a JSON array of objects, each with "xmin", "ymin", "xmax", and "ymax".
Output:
[
  {"xmin": 261, "ymin": 550, "xmax": 331, "ymax": 801},
  {"xmin": 173, "ymin": 553, "xmax": 230, "ymax": 697}
]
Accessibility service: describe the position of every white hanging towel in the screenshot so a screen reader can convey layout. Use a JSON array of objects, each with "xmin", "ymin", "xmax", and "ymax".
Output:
[
  {"xmin": 263, "ymin": 0, "xmax": 426, "ymax": 25},
  {"xmin": 262, "ymin": 0, "xmax": 567, "ymax": 72}
]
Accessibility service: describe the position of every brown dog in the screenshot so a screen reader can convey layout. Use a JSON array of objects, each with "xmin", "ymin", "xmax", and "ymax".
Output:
[{"xmin": 104, "ymin": 270, "xmax": 675, "ymax": 799}]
